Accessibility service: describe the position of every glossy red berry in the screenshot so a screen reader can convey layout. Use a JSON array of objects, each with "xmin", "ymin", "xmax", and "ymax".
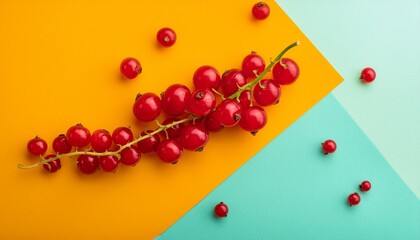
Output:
[
  {"xmin": 120, "ymin": 146, "xmax": 141, "ymax": 166},
  {"xmin": 157, "ymin": 139, "xmax": 183, "ymax": 164},
  {"xmin": 179, "ymin": 124, "xmax": 209, "ymax": 151},
  {"xmin": 120, "ymin": 57, "xmax": 142, "ymax": 79},
  {"xmin": 162, "ymin": 118, "xmax": 185, "ymax": 139},
  {"xmin": 253, "ymin": 79, "xmax": 281, "ymax": 106},
  {"xmin": 193, "ymin": 65, "xmax": 221, "ymax": 90},
  {"xmin": 359, "ymin": 180, "xmax": 372, "ymax": 192},
  {"xmin": 27, "ymin": 136, "xmax": 48, "ymax": 156},
  {"xmin": 161, "ymin": 84, "xmax": 191, "ymax": 116},
  {"xmin": 216, "ymin": 99, "xmax": 242, "ymax": 127},
  {"xmin": 204, "ymin": 110, "xmax": 224, "ymax": 132},
  {"xmin": 348, "ymin": 193, "xmax": 361, "ymax": 206},
  {"xmin": 360, "ymin": 67, "xmax": 376, "ymax": 83},
  {"xmin": 99, "ymin": 155, "xmax": 119, "ymax": 173},
  {"xmin": 322, "ymin": 139, "xmax": 337, "ymax": 154},
  {"xmin": 242, "ymin": 52, "xmax": 265, "ymax": 79},
  {"xmin": 112, "ymin": 127, "xmax": 134, "ymax": 146},
  {"xmin": 214, "ymin": 202, "xmax": 229, "ymax": 218},
  {"xmin": 239, "ymin": 106, "xmax": 267, "ymax": 134},
  {"xmin": 77, "ymin": 155, "xmax": 99, "ymax": 174},
  {"xmin": 220, "ymin": 69, "xmax": 247, "ymax": 98},
  {"xmin": 42, "ymin": 154, "xmax": 61, "ymax": 173},
  {"xmin": 66, "ymin": 124, "xmax": 91, "ymax": 148},
  {"xmin": 133, "ymin": 93, "xmax": 161, "ymax": 122},
  {"xmin": 252, "ymin": 2, "xmax": 270, "ymax": 20},
  {"xmin": 238, "ymin": 90, "xmax": 251, "ymax": 109},
  {"xmin": 157, "ymin": 27, "xmax": 176, "ymax": 47},
  {"xmin": 138, "ymin": 130, "xmax": 161, "ymax": 153},
  {"xmin": 52, "ymin": 134, "xmax": 72, "ymax": 154},
  {"xmin": 188, "ymin": 89, "xmax": 216, "ymax": 116},
  {"xmin": 272, "ymin": 58, "xmax": 300, "ymax": 86},
  {"xmin": 91, "ymin": 129, "xmax": 112, "ymax": 153}
]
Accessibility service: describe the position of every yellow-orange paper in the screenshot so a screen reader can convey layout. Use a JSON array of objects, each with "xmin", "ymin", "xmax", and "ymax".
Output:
[{"xmin": 0, "ymin": 0, "xmax": 341, "ymax": 239}]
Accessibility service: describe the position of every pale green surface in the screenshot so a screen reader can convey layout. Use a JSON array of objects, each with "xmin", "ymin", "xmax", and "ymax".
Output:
[
  {"xmin": 158, "ymin": 95, "xmax": 420, "ymax": 239},
  {"xmin": 276, "ymin": 0, "xmax": 420, "ymax": 199}
]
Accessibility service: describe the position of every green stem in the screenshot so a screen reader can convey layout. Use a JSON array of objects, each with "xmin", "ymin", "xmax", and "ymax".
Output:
[
  {"xmin": 18, "ymin": 116, "xmax": 200, "ymax": 169},
  {"xmin": 228, "ymin": 41, "xmax": 300, "ymax": 100}
]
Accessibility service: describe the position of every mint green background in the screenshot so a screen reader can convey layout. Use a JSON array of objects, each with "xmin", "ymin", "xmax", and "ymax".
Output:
[
  {"xmin": 277, "ymin": 0, "xmax": 420, "ymax": 199},
  {"xmin": 158, "ymin": 95, "xmax": 420, "ymax": 239}
]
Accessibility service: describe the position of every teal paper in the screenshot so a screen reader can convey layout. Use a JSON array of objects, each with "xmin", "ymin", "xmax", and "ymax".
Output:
[{"xmin": 158, "ymin": 95, "xmax": 420, "ymax": 239}]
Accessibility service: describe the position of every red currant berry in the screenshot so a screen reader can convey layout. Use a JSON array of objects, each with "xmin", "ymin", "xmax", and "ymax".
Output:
[
  {"xmin": 220, "ymin": 69, "xmax": 247, "ymax": 98},
  {"xmin": 214, "ymin": 202, "xmax": 229, "ymax": 218},
  {"xmin": 161, "ymin": 84, "xmax": 191, "ymax": 117},
  {"xmin": 120, "ymin": 57, "xmax": 142, "ymax": 79},
  {"xmin": 360, "ymin": 67, "xmax": 376, "ymax": 83},
  {"xmin": 133, "ymin": 93, "xmax": 162, "ymax": 122},
  {"xmin": 162, "ymin": 118, "xmax": 185, "ymax": 139},
  {"xmin": 216, "ymin": 99, "xmax": 242, "ymax": 127},
  {"xmin": 120, "ymin": 146, "xmax": 141, "ymax": 166},
  {"xmin": 27, "ymin": 136, "xmax": 48, "ymax": 156},
  {"xmin": 242, "ymin": 52, "xmax": 265, "ymax": 79},
  {"xmin": 239, "ymin": 106, "xmax": 267, "ymax": 134},
  {"xmin": 252, "ymin": 2, "xmax": 270, "ymax": 20},
  {"xmin": 137, "ymin": 130, "xmax": 161, "ymax": 153},
  {"xmin": 238, "ymin": 90, "xmax": 251, "ymax": 109},
  {"xmin": 52, "ymin": 134, "xmax": 72, "ymax": 154},
  {"xmin": 66, "ymin": 124, "xmax": 91, "ymax": 148},
  {"xmin": 193, "ymin": 65, "xmax": 221, "ymax": 90},
  {"xmin": 253, "ymin": 79, "xmax": 281, "ymax": 106},
  {"xmin": 179, "ymin": 124, "xmax": 209, "ymax": 151},
  {"xmin": 77, "ymin": 155, "xmax": 99, "ymax": 174},
  {"xmin": 322, "ymin": 139, "xmax": 337, "ymax": 155},
  {"xmin": 188, "ymin": 89, "xmax": 216, "ymax": 116},
  {"xmin": 204, "ymin": 110, "xmax": 224, "ymax": 132},
  {"xmin": 91, "ymin": 129, "xmax": 112, "ymax": 153},
  {"xmin": 157, "ymin": 27, "xmax": 176, "ymax": 47},
  {"xmin": 112, "ymin": 127, "xmax": 134, "ymax": 146},
  {"xmin": 156, "ymin": 139, "xmax": 183, "ymax": 164},
  {"xmin": 42, "ymin": 154, "xmax": 61, "ymax": 173},
  {"xmin": 359, "ymin": 180, "xmax": 372, "ymax": 192},
  {"xmin": 99, "ymin": 155, "xmax": 119, "ymax": 173},
  {"xmin": 348, "ymin": 192, "xmax": 361, "ymax": 206},
  {"xmin": 272, "ymin": 58, "xmax": 300, "ymax": 86}
]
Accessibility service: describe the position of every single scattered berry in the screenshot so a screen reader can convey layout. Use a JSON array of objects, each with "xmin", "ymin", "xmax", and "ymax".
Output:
[
  {"xmin": 239, "ymin": 106, "xmax": 267, "ymax": 134},
  {"xmin": 133, "ymin": 93, "xmax": 162, "ymax": 122},
  {"xmin": 220, "ymin": 69, "xmax": 247, "ymax": 98},
  {"xmin": 112, "ymin": 127, "xmax": 134, "ymax": 146},
  {"xmin": 52, "ymin": 134, "xmax": 72, "ymax": 154},
  {"xmin": 91, "ymin": 129, "xmax": 112, "ymax": 153},
  {"xmin": 360, "ymin": 67, "xmax": 376, "ymax": 83},
  {"xmin": 216, "ymin": 99, "xmax": 242, "ymax": 127},
  {"xmin": 77, "ymin": 155, "xmax": 99, "ymax": 174},
  {"xmin": 157, "ymin": 139, "xmax": 183, "ymax": 164},
  {"xmin": 157, "ymin": 27, "xmax": 177, "ymax": 47},
  {"xmin": 120, "ymin": 146, "xmax": 141, "ymax": 166},
  {"xmin": 204, "ymin": 110, "xmax": 224, "ymax": 132},
  {"xmin": 178, "ymin": 124, "xmax": 209, "ymax": 151},
  {"xmin": 138, "ymin": 130, "xmax": 161, "ymax": 153},
  {"xmin": 66, "ymin": 124, "xmax": 91, "ymax": 148},
  {"xmin": 162, "ymin": 118, "xmax": 185, "ymax": 139},
  {"xmin": 193, "ymin": 65, "xmax": 221, "ymax": 90},
  {"xmin": 348, "ymin": 192, "xmax": 361, "ymax": 206},
  {"xmin": 322, "ymin": 139, "xmax": 337, "ymax": 154},
  {"xmin": 161, "ymin": 84, "xmax": 191, "ymax": 116},
  {"xmin": 27, "ymin": 136, "xmax": 48, "ymax": 156},
  {"xmin": 253, "ymin": 79, "xmax": 281, "ymax": 106},
  {"xmin": 359, "ymin": 180, "xmax": 372, "ymax": 192},
  {"xmin": 99, "ymin": 155, "xmax": 119, "ymax": 173},
  {"xmin": 242, "ymin": 52, "xmax": 265, "ymax": 79},
  {"xmin": 214, "ymin": 202, "xmax": 229, "ymax": 218},
  {"xmin": 188, "ymin": 89, "xmax": 216, "ymax": 116},
  {"xmin": 120, "ymin": 57, "xmax": 142, "ymax": 79},
  {"xmin": 252, "ymin": 2, "xmax": 270, "ymax": 20},
  {"xmin": 42, "ymin": 154, "xmax": 61, "ymax": 173},
  {"xmin": 272, "ymin": 58, "xmax": 300, "ymax": 86}
]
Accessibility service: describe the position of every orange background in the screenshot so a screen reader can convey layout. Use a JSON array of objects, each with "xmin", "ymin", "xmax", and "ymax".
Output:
[{"xmin": 0, "ymin": 0, "xmax": 341, "ymax": 239}]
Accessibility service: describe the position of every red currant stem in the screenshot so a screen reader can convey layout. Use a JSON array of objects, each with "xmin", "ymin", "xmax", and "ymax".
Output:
[
  {"xmin": 211, "ymin": 88, "xmax": 226, "ymax": 100},
  {"xmin": 17, "ymin": 116, "xmax": 200, "ymax": 169},
  {"xmin": 228, "ymin": 41, "xmax": 300, "ymax": 100}
]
